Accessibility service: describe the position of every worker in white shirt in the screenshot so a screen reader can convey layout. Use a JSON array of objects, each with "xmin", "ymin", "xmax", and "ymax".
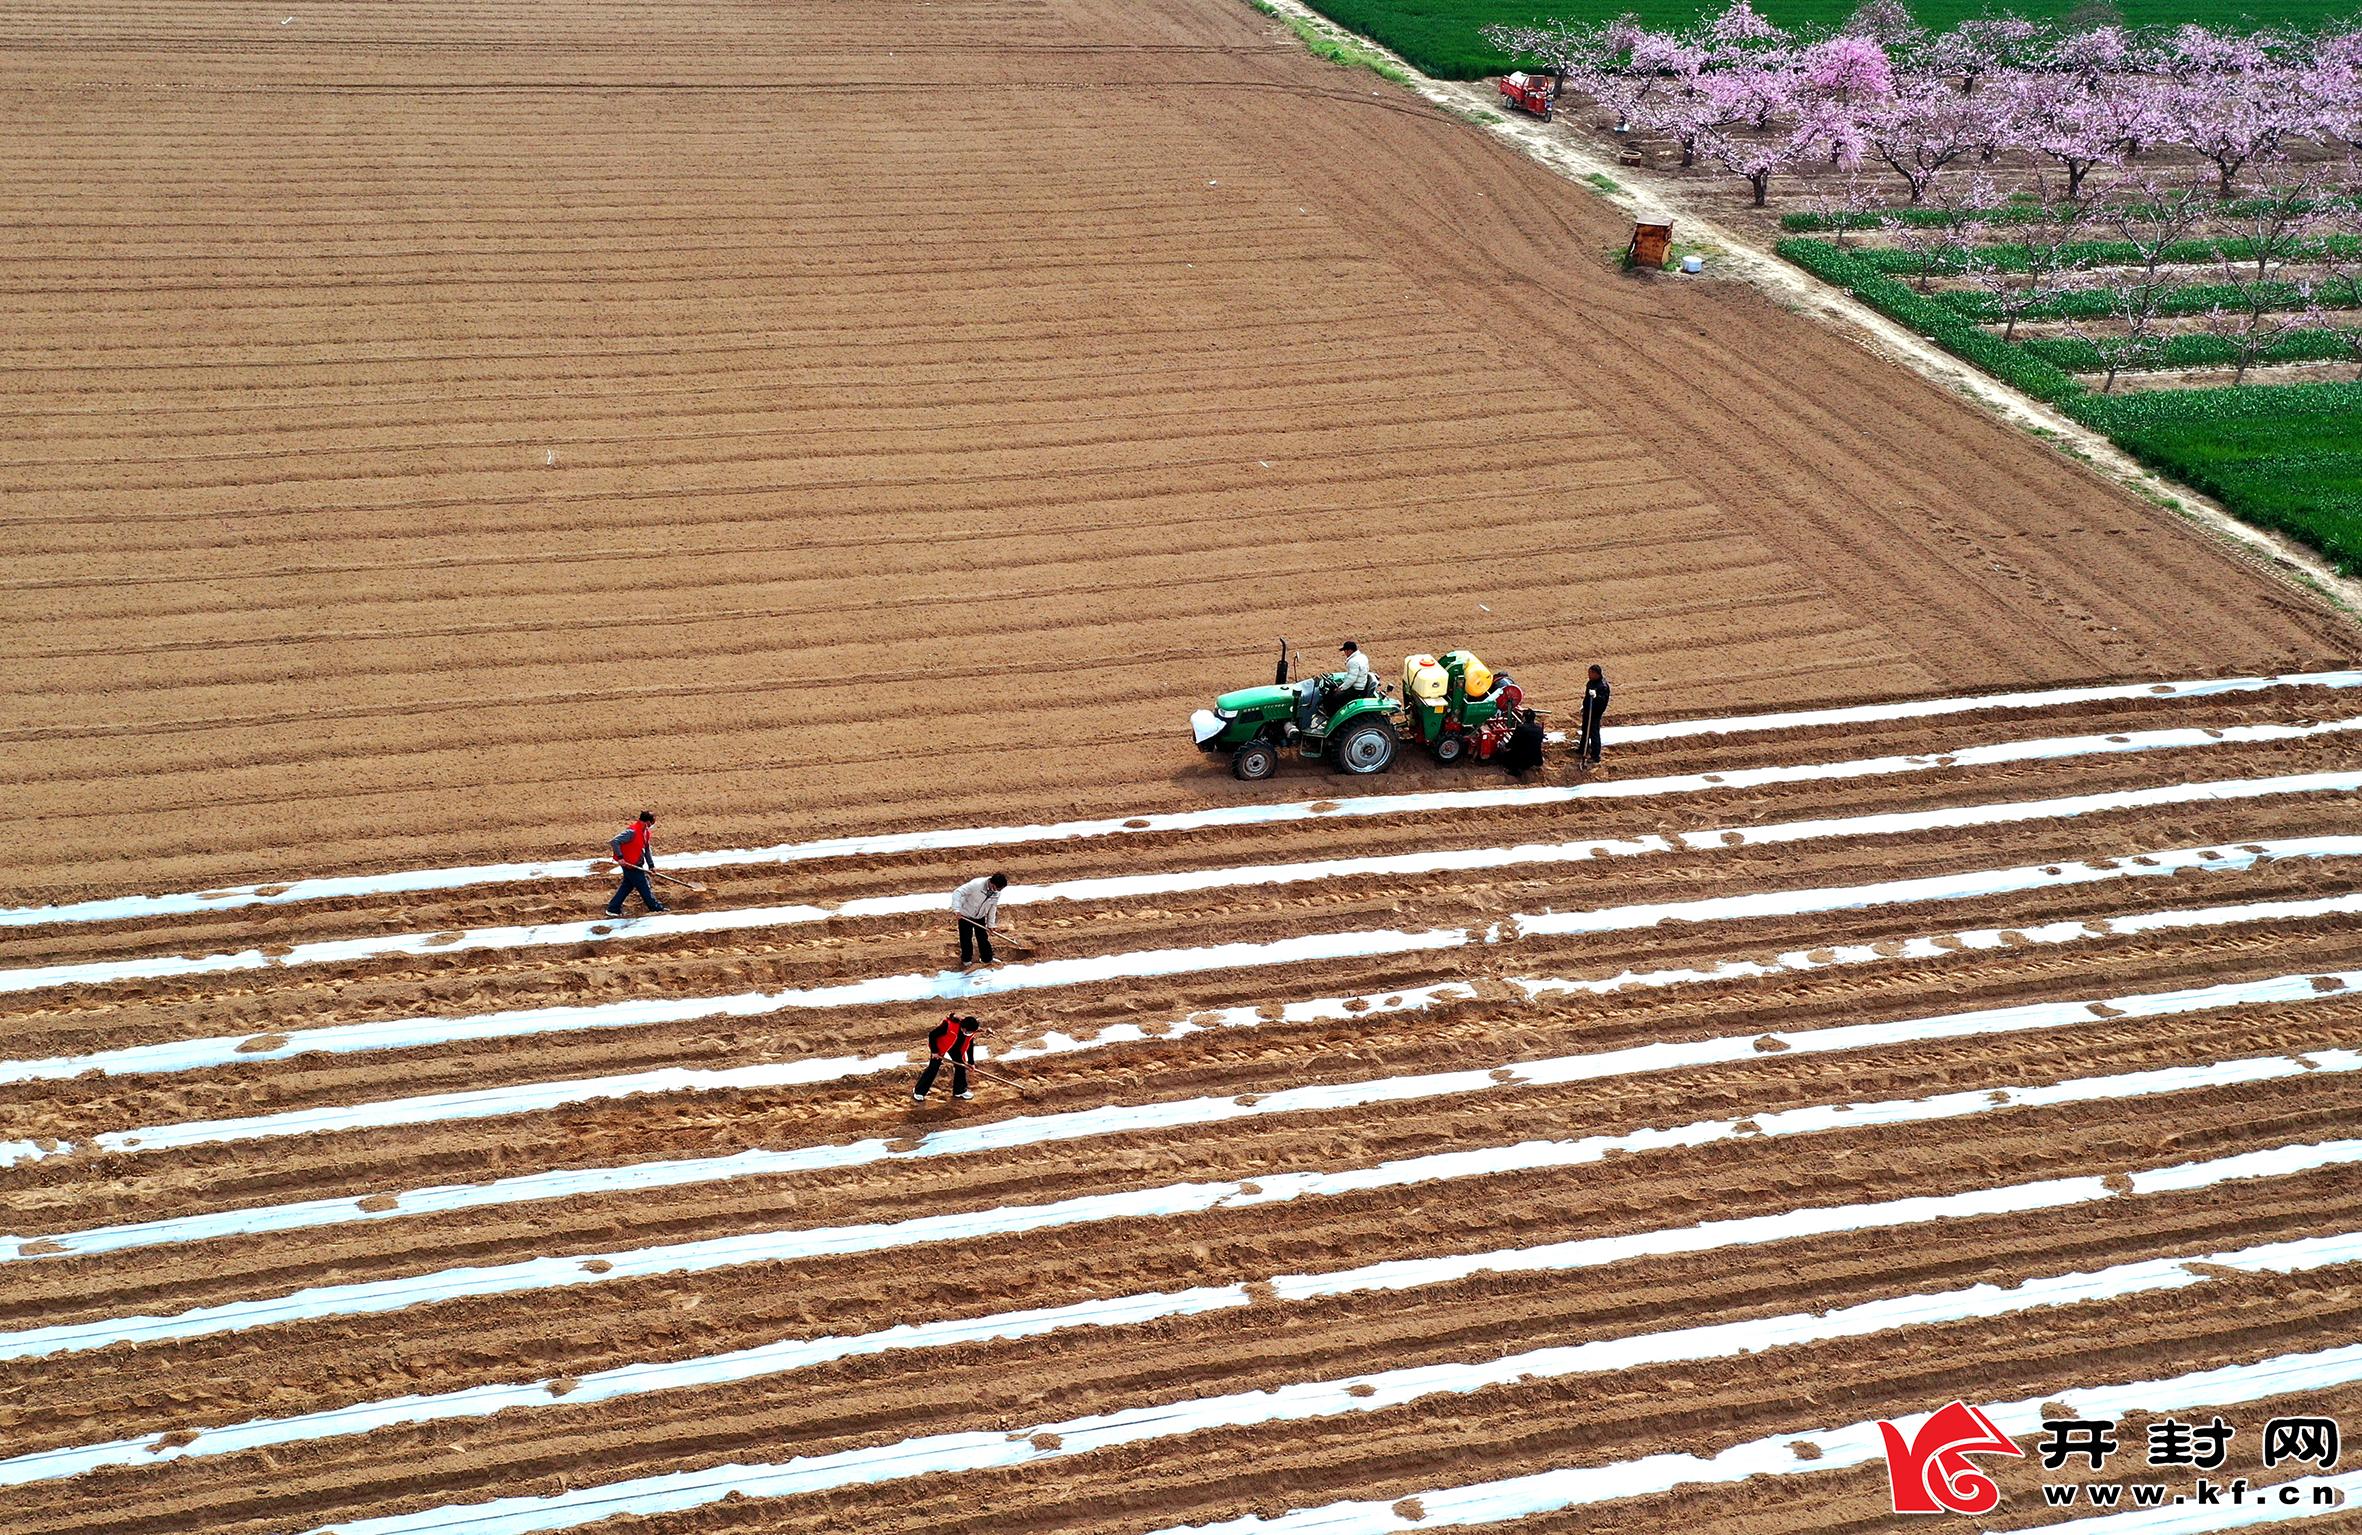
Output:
[
  {"xmin": 951, "ymin": 870, "xmax": 1009, "ymax": 967},
  {"xmin": 1298, "ymin": 640, "xmax": 1375, "ymax": 735},
  {"xmin": 1339, "ymin": 640, "xmax": 1371, "ymax": 693}
]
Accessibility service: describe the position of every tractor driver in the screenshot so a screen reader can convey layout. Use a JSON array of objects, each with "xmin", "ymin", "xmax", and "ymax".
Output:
[
  {"xmin": 1299, "ymin": 640, "xmax": 1374, "ymax": 735},
  {"xmin": 1338, "ymin": 640, "xmax": 1372, "ymax": 694}
]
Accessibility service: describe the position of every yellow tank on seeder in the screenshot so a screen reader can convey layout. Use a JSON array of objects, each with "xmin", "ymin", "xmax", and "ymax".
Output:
[{"xmin": 1441, "ymin": 650, "xmax": 1493, "ymax": 698}]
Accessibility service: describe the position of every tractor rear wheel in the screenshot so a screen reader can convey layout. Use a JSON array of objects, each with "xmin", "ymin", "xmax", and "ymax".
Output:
[
  {"xmin": 1331, "ymin": 720, "xmax": 1397, "ymax": 775},
  {"xmin": 1233, "ymin": 740, "xmax": 1279, "ymax": 781}
]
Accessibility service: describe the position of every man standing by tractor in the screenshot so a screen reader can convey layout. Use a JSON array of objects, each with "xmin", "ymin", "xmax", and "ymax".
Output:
[
  {"xmin": 1578, "ymin": 664, "xmax": 1611, "ymax": 769},
  {"xmin": 605, "ymin": 810, "xmax": 666, "ymax": 916},
  {"xmin": 912, "ymin": 1013, "xmax": 983, "ymax": 1101},
  {"xmin": 951, "ymin": 870, "xmax": 1009, "ymax": 967}
]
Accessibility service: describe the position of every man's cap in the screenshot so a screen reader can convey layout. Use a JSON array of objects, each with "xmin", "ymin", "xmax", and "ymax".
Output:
[{"xmin": 1339, "ymin": 641, "xmax": 1358, "ymax": 653}]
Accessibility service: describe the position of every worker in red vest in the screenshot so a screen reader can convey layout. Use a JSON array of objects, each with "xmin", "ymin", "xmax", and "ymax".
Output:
[
  {"xmin": 605, "ymin": 810, "xmax": 667, "ymax": 916},
  {"xmin": 912, "ymin": 1013, "xmax": 983, "ymax": 1101}
]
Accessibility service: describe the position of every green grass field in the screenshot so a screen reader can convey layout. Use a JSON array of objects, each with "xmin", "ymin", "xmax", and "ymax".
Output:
[
  {"xmin": 1299, "ymin": 0, "xmax": 2362, "ymax": 79},
  {"xmin": 1779, "ymin": 236, "xmax": 2362, "ymax": 571},
  {"xmin": 2074, "ymin": 384, "xmax": 2362, "ymax": 570}
]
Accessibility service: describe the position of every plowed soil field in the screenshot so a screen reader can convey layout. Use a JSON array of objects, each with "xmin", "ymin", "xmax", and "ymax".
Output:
[{"xmin": 9, "ymin": 1, "xmax": 2362, "ymax": 1533}]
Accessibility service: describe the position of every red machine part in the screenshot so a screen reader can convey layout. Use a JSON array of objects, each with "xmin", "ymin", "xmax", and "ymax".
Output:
[{"xmin": 1470, "ymin": 680, "xmax": 1526, "ymax": 761}]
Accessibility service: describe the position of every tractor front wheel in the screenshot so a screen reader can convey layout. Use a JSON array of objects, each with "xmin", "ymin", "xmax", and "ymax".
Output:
[
  {"xmin": 1331, "ymin": 720, "xmax": 1397, "ymax": 775},
  {"xmin": 1233, "ymin": 740, "xmax": 1279, "ymax": 781}
]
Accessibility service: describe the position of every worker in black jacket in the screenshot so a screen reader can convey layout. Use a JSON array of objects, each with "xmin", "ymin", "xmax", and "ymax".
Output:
[
  {"xmin": 1578, "ymin": 664, "xmax": 1611, "ymax": 768},
  {"xmin": 912, "ymin": 1013, "xmax": 984, "ymax": 1102}
]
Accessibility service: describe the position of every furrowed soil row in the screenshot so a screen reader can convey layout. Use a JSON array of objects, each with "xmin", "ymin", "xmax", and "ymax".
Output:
[
  {"xmin": 14, "ymin": 803, "xmax": 2362, "ymax": 1085},
  {"xmin": 12, "ymin": 677, "xmax": 2358, "ymax": 929},
  {"xmin": 12, "ymin": 758, "xmax": 2358, "ymax": 996}
]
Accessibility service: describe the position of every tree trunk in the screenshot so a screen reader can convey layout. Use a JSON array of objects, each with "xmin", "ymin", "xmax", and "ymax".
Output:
[{"xmin": 1751, "ymin": 171, "xmax": 1770, "ymax": 206}]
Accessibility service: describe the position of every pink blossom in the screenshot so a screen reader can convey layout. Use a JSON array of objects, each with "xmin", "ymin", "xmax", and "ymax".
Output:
[
  {"xmin": 1804, "ymin": 34, "xmax": 1894, "ymax": 102},
  {"xmin": 1707, "ymin": 0, "xmax": 1786, "ymax": 54},
  {"xmin": 2050, "ymin": 26, "xmax": 2133, "ymax": 87}
]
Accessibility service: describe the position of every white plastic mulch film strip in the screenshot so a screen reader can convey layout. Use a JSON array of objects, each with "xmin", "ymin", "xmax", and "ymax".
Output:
[
  {"xmin": 280, "ymin": 1233, "xmax": 2362, "ymax": 1535},
  {"xmin": 9, "ymin": 967, "xmax": 2357, "ymax": 1261},
  {"xmin": 11, "ymin": 1172, "xmax": 2361, "ymax": 1492},
  {"xmin": 8, "ymin": 667, "xmax": 2359, "ymax": 930},
  {"xmin": 12, "ymin": 881, "xmax": 2359, "ymax": 1171},
  {"xmin": 10, "ymin": 832, "xmax": 2359, "ymax": 1087},
  {"xmin": 9, "ymin": 752, "xmax": 2361, "ymax": 997},
  {"xmin": 8, "ymin": 1071, "xmax": 2361, "ymax": 1364},
  {"xmin": 1129, "ymin": 1350, "xmax": 2362, "ymax": 1535},
  {"xmin": 0, "ymin": 984, "xmax": 1474, "ymax": 1171}
]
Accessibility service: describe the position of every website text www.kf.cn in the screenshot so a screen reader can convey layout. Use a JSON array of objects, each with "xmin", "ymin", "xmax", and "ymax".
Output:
[
  {"xmin": 2040, "ymin": 1475, "xmax": 2341, "ymax": 1511},
  {"xmin": 1880, "ymin": 1404, "xmax": 2343, "ymax": 1516}
]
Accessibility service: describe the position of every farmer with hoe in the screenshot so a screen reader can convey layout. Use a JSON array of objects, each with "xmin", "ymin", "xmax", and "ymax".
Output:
[
  {"xmin": 1578, "ymin": 664, "xmax": 1611, "ymax": 769},
  {"xmin": 913, "ymin": 1012, "xmax": 984, "ymax": 1101},
  {"xmin": 605, "ymin": 811, "xmax": 666, "ymax": 915},
  {"xmin": 951, "ymin": 870, "xmax": 1009, "ymax": 967}
]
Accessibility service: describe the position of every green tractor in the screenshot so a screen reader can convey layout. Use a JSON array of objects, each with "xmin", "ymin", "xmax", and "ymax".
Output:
[{"xmin": 1191, "ymin": 640, "xmax": 1401, "ymax": 780}]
